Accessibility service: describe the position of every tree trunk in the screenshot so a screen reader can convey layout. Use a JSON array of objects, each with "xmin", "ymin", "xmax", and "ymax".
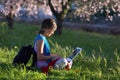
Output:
[
  {"xmin": 55, "ymin": 20, "xmax": 63, "ymax": 35},
  {"xmin": 48, "ymin": 0, "xmax": 71, "ymax": 35}
]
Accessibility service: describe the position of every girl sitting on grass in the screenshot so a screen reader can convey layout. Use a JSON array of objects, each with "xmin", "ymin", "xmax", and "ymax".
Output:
[{"xmin": 34, "ymin": 18, "xmax": 72, "ymax": 73}]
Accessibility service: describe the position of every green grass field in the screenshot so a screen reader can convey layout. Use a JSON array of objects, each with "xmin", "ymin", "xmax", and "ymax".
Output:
[{"xmin": 0, "ymin": 21, "xmax": 120, "ymax": 80}]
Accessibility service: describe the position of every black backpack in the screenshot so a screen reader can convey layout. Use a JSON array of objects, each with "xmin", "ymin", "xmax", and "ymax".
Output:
[{"xmin": 12, "ymin": 45, "xmax": 37, "ymax": 67}]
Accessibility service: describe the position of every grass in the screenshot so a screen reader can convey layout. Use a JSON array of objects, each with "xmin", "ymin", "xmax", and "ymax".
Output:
[{"xmin": 0, "ymin": 21, "xmax": 120, "ymax": 80}]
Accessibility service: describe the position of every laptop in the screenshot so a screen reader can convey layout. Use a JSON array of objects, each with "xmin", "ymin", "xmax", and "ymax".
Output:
[{"xmin": 68, "ymin": 47, "xmax": 82, "ymax": 60}]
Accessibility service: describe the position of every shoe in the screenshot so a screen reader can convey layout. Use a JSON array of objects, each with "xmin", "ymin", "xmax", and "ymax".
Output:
[{"xmin": 53, "ymin": 58, "xmax": 68, "ymax": 70}]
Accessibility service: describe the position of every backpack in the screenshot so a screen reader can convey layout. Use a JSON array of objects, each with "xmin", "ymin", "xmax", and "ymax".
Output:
[{"xmin": 12, "ymin": 45, "xmax": 37, "ymax": 67}]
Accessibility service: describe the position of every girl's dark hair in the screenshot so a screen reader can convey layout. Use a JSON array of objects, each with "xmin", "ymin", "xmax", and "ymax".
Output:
[{"xmin": 39, "ymin": 18, "xmax": 57, "ymax": 34}]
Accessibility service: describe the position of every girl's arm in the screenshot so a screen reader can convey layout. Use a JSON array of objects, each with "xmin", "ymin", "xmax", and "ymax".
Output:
[{"xmin": 36, "ymin": 40, "xmax": 54, "ymax": 60}]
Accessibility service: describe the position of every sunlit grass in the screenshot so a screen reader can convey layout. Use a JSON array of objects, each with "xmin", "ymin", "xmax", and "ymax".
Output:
[{"xmin": 0, "ymin": 21, "xmax": 120, "ymax": 80}]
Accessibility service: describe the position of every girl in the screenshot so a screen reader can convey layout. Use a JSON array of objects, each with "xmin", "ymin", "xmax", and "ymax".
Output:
[
  {"xmin": 34, "ymin": 18, "xmax": 72, "ymax": 73},
  {"xmin": 34, "ymin": 18, "xmax": 60, "ymax": 69}
]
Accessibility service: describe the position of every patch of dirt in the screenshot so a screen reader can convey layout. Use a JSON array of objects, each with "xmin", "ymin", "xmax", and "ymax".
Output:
[{"xmin": 63, "ymin": 22, "xmax": 120, "ymax": 36}]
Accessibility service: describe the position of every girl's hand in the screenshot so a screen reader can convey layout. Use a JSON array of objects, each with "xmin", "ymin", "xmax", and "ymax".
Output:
[{"xmin": 51, "ymin": 56, "xmax": 60, "ymax": 61}]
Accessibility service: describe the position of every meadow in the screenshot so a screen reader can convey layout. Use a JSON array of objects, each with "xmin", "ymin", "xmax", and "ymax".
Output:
[{"xmin": 0, "ymin": 21, "xmax": 120, "ymax": 80}]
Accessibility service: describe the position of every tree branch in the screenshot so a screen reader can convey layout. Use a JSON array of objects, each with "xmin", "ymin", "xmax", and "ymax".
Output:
[
  {"xmin": 48, "ymin": 0, "xmax": 59, "ymax": 19},
  {"xmin": 48, "ymin": 0, "xmax": 72, "ymax": 21}
]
